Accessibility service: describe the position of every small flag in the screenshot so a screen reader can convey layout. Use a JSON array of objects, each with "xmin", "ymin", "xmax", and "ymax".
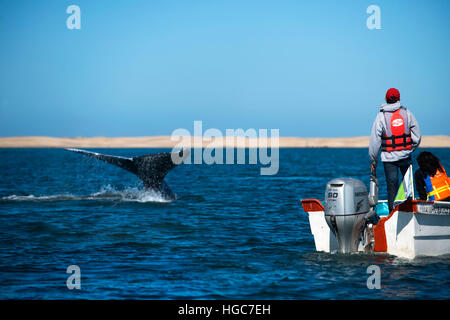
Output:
[{"xmin": 395, "ymin": 165, "xmax": 414, "ymax": 201}]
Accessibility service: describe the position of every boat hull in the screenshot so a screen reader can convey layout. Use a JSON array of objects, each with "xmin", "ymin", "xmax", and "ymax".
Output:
[
  {"xmin": 301, "ymin": 199, "xmax": 450, "ymax": 259},
  {"xmin": 375, "ymin": 201, "xmax": 450, "ymax": 259}
]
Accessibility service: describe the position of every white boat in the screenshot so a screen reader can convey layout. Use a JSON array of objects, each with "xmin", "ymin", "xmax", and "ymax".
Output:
[{"xmin": 300, "ymin": 179, "xmax": 450, "ymax": 259}]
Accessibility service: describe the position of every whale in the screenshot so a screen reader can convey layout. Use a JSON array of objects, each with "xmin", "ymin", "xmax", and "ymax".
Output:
[{"xmin": 65, "ymin": 148, "xmax": 188, "ymax": 201}]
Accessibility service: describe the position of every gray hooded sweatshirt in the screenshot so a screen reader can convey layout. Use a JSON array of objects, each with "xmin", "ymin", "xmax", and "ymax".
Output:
[{"xmin": 369, "ymin": 101, "xmax": 421, "ymax": 167}]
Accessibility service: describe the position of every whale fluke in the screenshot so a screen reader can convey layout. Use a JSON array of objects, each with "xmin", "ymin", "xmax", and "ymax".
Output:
[{"xmin": 65, "ymin": 148, "xmax": 189, "ymax": 200}]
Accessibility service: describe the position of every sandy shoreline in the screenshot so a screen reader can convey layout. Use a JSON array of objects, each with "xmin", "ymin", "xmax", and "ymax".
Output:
[{"xmin": 0, "ymin": 135, "xmax": 449, "ymax": 148}]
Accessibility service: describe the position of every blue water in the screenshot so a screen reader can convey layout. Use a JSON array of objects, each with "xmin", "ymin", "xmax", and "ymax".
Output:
[{"xmin": 0, "ymin": 148, "xmax": 449, "ymax": 299}]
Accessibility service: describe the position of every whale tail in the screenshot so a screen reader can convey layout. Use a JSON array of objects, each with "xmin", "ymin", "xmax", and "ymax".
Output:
[{"xmin": 65, "ymin": 148, "xmax": 189, "ymax": 199}]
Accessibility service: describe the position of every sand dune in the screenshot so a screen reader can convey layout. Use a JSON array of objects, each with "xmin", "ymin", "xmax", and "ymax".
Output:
[{"xmin": 0, "ymin": 135, "xmax": 449, "ymax": 148}]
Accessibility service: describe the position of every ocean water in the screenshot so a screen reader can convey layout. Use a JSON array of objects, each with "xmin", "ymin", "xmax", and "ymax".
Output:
[{"xmin": 0, "ymin": 148, "xmax": 449, "ymax": 300}]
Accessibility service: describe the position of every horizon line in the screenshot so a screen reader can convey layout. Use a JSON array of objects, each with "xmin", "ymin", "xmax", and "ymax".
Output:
[{"xmin": 0, "ymin": 135, "xmax": 449, "ymax": 148}]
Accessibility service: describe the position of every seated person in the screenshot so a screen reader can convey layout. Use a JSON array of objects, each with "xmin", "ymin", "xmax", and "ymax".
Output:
[{"xmin": 415, "ymin": 151, "xmax": 450, "ymax": 201}]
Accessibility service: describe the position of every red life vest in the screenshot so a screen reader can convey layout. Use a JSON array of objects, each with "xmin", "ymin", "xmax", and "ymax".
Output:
[{"xmin": 381, "ymin": 108, "xmax": 412, "ymax": 152}]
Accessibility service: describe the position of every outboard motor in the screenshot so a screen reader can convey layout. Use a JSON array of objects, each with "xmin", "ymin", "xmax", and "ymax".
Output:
[{"xmin": 324, "ymin": 178, "xmax": 373, "ymax": 253}]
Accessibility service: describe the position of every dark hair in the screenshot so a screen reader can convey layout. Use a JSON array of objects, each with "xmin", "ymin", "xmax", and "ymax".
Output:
[
  {"xmin": 417, "ymin": 151, "xmax": 444, "ymax": 177},
  {"xmin": 386, "ymin": 97, "xmax": 399, "ymax": 104}
]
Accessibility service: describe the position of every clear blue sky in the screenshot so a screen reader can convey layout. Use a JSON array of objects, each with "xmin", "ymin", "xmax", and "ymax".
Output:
[{"xmin": 0, "ymin": 0, "xmax": 449, "ymax": 137}]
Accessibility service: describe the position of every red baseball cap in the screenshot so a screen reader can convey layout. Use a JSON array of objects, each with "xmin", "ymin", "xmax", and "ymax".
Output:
[{"xmin": 385, "ymin": 88, "xmax": 400, "ymax": 103}]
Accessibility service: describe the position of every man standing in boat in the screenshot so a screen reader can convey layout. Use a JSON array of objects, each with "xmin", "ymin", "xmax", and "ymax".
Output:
[{"xmin": 369, "ymin": 88, "xmax": 422, "ymax": 212}]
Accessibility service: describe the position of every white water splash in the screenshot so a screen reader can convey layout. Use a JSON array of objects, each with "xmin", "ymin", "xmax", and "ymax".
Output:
[
  {"xmin": 89, "ymin": 185, "xmax": 172, "ymax": 203},
  {"xmin": 1, "ymin": 185, "xmax": 173, "ymax": 203},
  {"xmin": 1, "ymin": 194, "xmax": 82, "ymax": 201}
]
